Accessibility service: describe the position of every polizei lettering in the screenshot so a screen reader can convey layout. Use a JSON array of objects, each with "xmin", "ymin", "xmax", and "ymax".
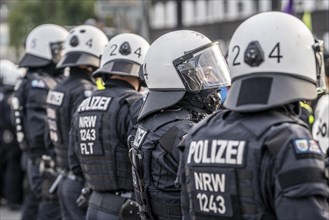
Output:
[
  {"xmin": 46, "ymin": 108, "xmax": 59, "ymax": 142},
  {"xmin": 79, "ymin": 116, "xmax": 97, "ymax": 128},
  {"xmin": 77, "ymin": 96, "xmax": 111, "ymax": 112},
  {"xmin": 47, "ymin": 91, "xmax": 64, "ymax": 106},
  {"xmin": 188, "ymin": 140, "xmax": 242, "ymax": 216},
  {"xmin": 80, "ymin": 143, "xmax": 94, "ymax": 155},
  {"xmin": 133, "ymin": 127, "xmax": 147, "ymax": 148},
  {"xmin": 192, "ymin": 170, "xmax": 232, "ymax": 216},
  {"xmin": 194, "ymin": 172, "xmax": 225, "ymax": 192},
  {"xmin": 79, "ymin": 115, "xmax": 97, "ymax": 155},
  {"xmin": 187, "ymin": 139, "xmax": 245, "ymax": 166}
]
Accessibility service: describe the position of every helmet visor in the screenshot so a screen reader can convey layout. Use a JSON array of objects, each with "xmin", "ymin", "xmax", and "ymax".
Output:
[
  {"xmin": 314, "ymin": 39, "xmax": 326, "ymax": 93},
  {"xmin": 174, "ymin": 42, "xmax": 231, "ymax": 92}
]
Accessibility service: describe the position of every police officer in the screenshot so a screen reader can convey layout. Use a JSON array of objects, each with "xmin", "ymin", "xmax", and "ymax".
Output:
[
  {"xmin": 0, "ymin": 59, "xmax": 24, "ymax": 210},
  {"xmin": 313, "ymin": 54, "xmax": 329, "ymax": 155},
  {"xmin": 46, "ymin": 25, "xmax": 108, "ymax": 220},
  {"xmin": 129, "ymin": 30, "xmax": 231, "ymax": 220},
  {"xmin": 11, "ymin": 24, "xmax": 68, "ymax": 220},
  {"xmin": 179, "ymin": 12, "xmax": 329, "ymax": 219},
  {"xmin": 69, "ymin": 33, "xmax": 149, "ymax": 220}
]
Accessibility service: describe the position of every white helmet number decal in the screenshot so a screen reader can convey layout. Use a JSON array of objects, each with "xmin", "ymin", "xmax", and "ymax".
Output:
[
  {"xmin": 268, "ymin": 43, "xmax": 283, "ymax": 63},
  {"xmin": 232, "ymin": 42, "xmax": 283, "ymax": 66},
  {"xmin": 31, "ymin": 38, "xmax": 37, "ymax": 48},
  {"xmin": 86, "ymin": 38, "xmax": 93, "ymax": 48},
  {"xmin": 109, "ymin": 44, "xmax": 142, "ymax": 58}
]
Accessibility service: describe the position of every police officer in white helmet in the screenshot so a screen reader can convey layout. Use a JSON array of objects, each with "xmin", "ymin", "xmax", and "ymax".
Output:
[
  {"xmin": 11, "ymin": 24, "xmax": 68, "ymax": 220},
  {"xmin": 130, "ymin": 30, "xmax": 230, "ymax": 220},
  {"xmin": 70, "ymin": 33, "xmax": 150, "ymax": 220},
  {"xmin": 46, "ymin": 25, "xmax": 108, "ymax": 220},
  {"xmin": 179, "ymin": 12, "xmax": 329, "ymax": 219}
]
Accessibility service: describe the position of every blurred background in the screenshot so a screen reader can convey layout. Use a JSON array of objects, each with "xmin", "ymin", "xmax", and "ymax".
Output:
[{"xmin": 0, "ymin": 0, "xmax": 328, "ymax": 63}]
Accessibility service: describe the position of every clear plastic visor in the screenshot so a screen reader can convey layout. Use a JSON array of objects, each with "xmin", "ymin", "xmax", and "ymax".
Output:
[{"xmin": 175, "ymin": 43, "xmax": 231, "ymax": 92}]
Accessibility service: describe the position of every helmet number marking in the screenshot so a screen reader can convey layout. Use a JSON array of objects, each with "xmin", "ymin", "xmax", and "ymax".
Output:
[
  {"xmin": 232, "ymin": 42, "xmax": 283, "ymax": 66},
  {"xmin": 268, "ymin": 43, "xmax": 283, "ymax": 63},
  {"xmin": 109, "ymin": 44, "xmax": 118, "ymax": 56},
  {"xmin": 232, "ymin": 45, "xmax": 241, "ymax": 66},
  {"xmin": 31, "ymin": 39, "xmax": 37, "ymax": 48},
  {"xmin": 110, "ymin": 44, "xmax": 142, "ymax": 58},
  {"xmin": 134, "ymin": 47, "xmax": 142, "ymax": 58},
  {"xmin": 86, "ymin": 38, "xmax": 93, "ymax": 48}
]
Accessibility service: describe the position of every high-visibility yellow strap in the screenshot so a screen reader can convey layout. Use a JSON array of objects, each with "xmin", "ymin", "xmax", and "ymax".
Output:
[
  {"xmin": 300, "ymin": 101, "xmax": 314, "ymax": 124},
  {"xmin": 96, "ymin": 78, "xmax": 105, "ymax": 90}
]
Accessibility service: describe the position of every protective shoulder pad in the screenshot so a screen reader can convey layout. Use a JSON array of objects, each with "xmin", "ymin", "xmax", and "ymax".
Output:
[
  {"xmin": 239, "ymin": 111, "xmax": 297, "ymax": 138},
  {"xmin": 264, "ymin": 128, "xmax": 292, "ymax": 157},
  {"xmin": 145, "ymin": 109, "xmax": 191, "ymax": 132},
  {"xmin": 122, "ymin": 92, "xmax": 141, "ymax": 106}
]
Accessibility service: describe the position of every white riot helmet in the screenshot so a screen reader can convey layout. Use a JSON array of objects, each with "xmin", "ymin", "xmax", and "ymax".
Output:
[
  {"xmin": 57, "ymin": 25, "xmax": 108, "ymax": 69},
  {"xmin": 138, "ymin": 30, "xmax": 231, "ymax": 120},
  {"xmin": 19, "ymin": 24, "xmax": 68, "ymax": 68},
  {"xmin": 93, "ymin": 33, "xmax": 150, "ymax": 78},
  {"xmin": 0, "ymin": 59, "xmax": 23, "ymax": 86},
  {"xmin": 224, "ymin": 11, "xmax": 324, "ymax": 112}
]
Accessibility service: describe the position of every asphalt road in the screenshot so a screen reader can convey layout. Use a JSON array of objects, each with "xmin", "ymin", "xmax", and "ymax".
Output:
[{"xmin": 0, "ymin": 205, "xmax": 21, "ymax": 220}]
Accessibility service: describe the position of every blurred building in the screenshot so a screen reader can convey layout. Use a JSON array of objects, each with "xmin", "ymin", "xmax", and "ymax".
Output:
[
  {"xmin": 95, "ymin": 0, "xmax": 149, "ymax": 38},
  {"xmin": 1, "ymin": 0, "xmax": 328, "ymax": 61},
  {"xmin": 95, "ymin": 0, "xmax": 329, "ymax": 53}
]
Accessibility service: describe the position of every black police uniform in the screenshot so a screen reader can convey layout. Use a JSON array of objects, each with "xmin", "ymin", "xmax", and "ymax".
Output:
[
  {"xmin": 12, "ymin": 67, "xmax": 62, "ymax": 220},
  {"xmin": 46, "ymin": 67, "xmax": 95, "ymax": 220},
  {"xmin": 70, "ymin": 79, "xmax": 143, "ymax": 220},
  {"xmin": 0, "ymin": 84, "xmax": 24, "ymax": 208},
  {"xmin": 131, "ymin": 106, "xmax": 207, "ymax": 220},
  {"xmin": 179, "ymin": 108, "xmax": 329, "ymax": 220}
]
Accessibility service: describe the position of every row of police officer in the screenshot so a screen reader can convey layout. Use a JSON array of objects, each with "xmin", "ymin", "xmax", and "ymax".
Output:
[
  {"xmin": 129, "ymin": 11, "xmax": 329, "ymax": 220},
  {"xmin": 10, "ymin": 10, "xmax": 329, "ymax": 220}
]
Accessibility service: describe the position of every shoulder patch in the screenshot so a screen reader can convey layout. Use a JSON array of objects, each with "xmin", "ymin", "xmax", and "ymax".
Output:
[
  {"xmin": 292, "ymin": 139, "xmax": 324, "ymax": 159},
  {"xmin": 133, "ymin": 127, "xmax": 148, "ymax": 148},
  {"xmin": 31, "ymin": 79, "xmax": 46, "ymax": 88},
  {"xmin": 84, "ymin": 90, "xmax": 93, "ymax": 98}
]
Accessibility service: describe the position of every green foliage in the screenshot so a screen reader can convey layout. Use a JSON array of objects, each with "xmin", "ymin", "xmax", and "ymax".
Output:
[{"xmin": 7, "ymin": 0, "xmax": 96, "ymax": 48}]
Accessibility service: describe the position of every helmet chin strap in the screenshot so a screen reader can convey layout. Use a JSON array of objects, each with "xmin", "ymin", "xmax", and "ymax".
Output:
[
  {"xmin": 279, "ymin": 102, "xmax": 300, "ymax": 116},
  {"xmin": 192, "ymin": 89, "xmax": 222, "ymax": 114},
  {"xmin": 178, "ymin": 89, "xmax": 221, "ymax": 117}
]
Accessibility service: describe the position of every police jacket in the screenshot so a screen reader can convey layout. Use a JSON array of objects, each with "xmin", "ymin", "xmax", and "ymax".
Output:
[
  {"xmin": 46, "ymin": 68, "xmax": 95, "ymax": 169},
  {"xmin": 0, "ymin": 84, "xmax": 16, "ymax": 146},
  {"xmin": 131, "ymin": 108, "xmax": 202, "ymax": 220},
  {"xmin": 12, "ymin": 68, "xmax": 59, "ymax": 158},
  {"xmin": 70, "ymin": 79, "xmax": 143, "ymax": 191},
  {"xmin": 179, "ymin": 109, "xmax": 329, "ymax": 220},
  {"xmin": 312, "ymin": 93, "xmax": 329, "ymax": 155}
]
